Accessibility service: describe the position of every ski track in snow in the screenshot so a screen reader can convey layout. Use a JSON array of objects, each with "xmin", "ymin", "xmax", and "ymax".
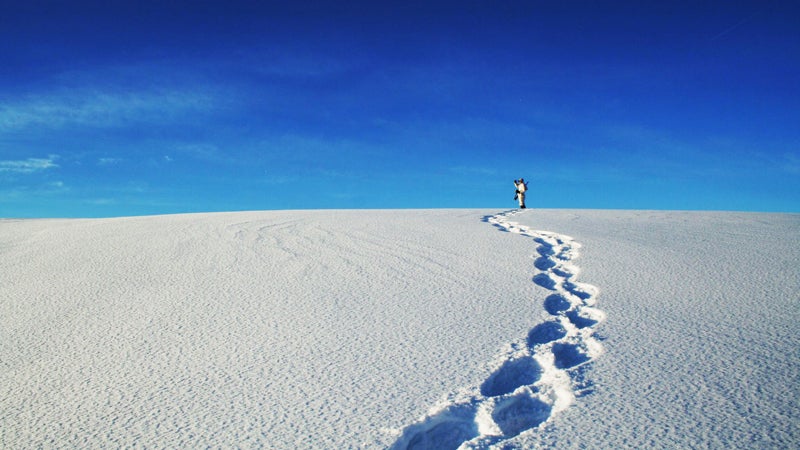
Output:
[{"xmin": 390, "ymin": 210, "xmax": 606, "ymax": 449}]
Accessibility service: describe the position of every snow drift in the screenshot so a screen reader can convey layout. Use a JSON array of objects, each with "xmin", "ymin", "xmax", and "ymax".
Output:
[{"xmin": 1, "ymin": 209, "xmax": 797, "ymax": 448}]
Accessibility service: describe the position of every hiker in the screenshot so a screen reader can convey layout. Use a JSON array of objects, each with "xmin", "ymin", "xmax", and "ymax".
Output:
[{"xmin": 514, "ymin": 178, "xmax": 528, "ymax": 209}]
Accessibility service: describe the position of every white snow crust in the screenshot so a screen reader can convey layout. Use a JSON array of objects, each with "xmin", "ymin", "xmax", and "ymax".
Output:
[{"xmin": 1, "ymin": 209, "xmax": 798, "ymax": 449}]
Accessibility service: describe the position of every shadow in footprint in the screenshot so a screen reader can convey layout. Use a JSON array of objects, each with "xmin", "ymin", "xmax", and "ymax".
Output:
[
  {"xmin": 406, "ymin": 422, "xmax": 475, "ymax": 450},
  {"xmin": 481, "ymin": 212, "xmax": 516, "ymax": 223},
  {"xmin": 534, "ymin": 256, "xmax": 556, "ymax": 271},
  {"xmin": 552, "ymin": 267, "xmax": 575, "ymax": 279},
  {"xmin": 552, "ymin": 343, "xmax": 590, "ymax": 369},
  {"xmin": 564, "ymin": 281, "xmax": 593, "ymax": 300},
  {"xmin": 480, "ymin": 357, "xmax": 542, "ymax": 397},
  {"xmin": 535, "ymin": 242, "xmax": 555, "ymax": 257},
  {"xmin": 566, "ymin": 310, "xmax": 598, "ymax": 328},
  {"xmin": 492, "ymin": 392, "xmax": 552, "ymax": 438},
  {"xmin": 493, "ymin": 224, "xmax": 511, "ymax": 233},
  {"xmin": 527, "ymin": 321, "xmax": 567, "ymax": 347},
  {"xmin": 393, "ymin": 404, "xmax": 479, "ymax": 450},
  {"xmin": 543, "ymin": 294, "xmax": 571, "ymax": 315},
  {"xmin": 533, "ymin": 273, "xmax": 559, "ymax": 290}
]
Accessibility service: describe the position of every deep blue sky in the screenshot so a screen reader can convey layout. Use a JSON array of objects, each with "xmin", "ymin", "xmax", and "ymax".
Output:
[{"xmin": 1, "ymin": 1, "xmax": 798, "ymax": 217}]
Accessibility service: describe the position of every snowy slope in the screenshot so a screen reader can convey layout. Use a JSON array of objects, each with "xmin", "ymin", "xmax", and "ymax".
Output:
[{"xmin": 1, "ymin": 209, "xmax": 798, "ymax": 449}]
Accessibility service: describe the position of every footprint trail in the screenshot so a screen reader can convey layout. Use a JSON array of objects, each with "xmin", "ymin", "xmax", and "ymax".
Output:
[{"xmin": 390, "ymin": 210, "xmax": 605, "ymax": 449}]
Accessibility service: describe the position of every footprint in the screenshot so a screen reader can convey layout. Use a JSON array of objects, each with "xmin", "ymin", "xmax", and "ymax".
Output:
[
  {"xmin": 552, "ymin": 343, "xmax": 590, "ymax": 369},
  {"xmin": 534, "ymin": 256, "xmax": 556, "ymax": 271},
  {"xmin": 480, "ymin": 357, "xmax": 542, "ymax": 397},
  {"xmin": 492, "ymin": 224, "xmax": 510, "ymax": 233},
  {"xmin": 566, "ymin": 309, "xmax": 599, "ymax": 329},
  {"xmin": 527, "ymin": 321, "xmax": 567, "ymax": 347},
  {"xmin": 556, "ymin": 249, "xmax": 575, "ymax": 261},
  {"xmin": 394, "ymin": 404, "xmax": 479, "ymax": 450},
  {"xmin": 536, "ymin": 243, "xmax": 555, "ymax": 257},
  {"xmin": 543, "ymin": 294, "xmax": 571, "ymax": 315},
  {"xmin": 491, "ymin": 392, "xmax": 552, "ymax": 438},
  {"xmin": 552, "ymin": 265, "xmax": 576, "ymax": 279},
  {"xmin": 406, "ymin": 422, "xmax": 475, "ymax": 450},
  {"xmin": 533, "ymin": 273, "xmax": 559, "ymax": 290},
  {"xmin": 564, "ymin": 281, "xmax": 595, "ymax": 300}
]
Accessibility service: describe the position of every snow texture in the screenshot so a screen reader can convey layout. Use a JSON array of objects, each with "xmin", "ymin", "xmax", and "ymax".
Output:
[{"xmin": 1, "ymin": 209, "xmax": 798, "ymax": 449}]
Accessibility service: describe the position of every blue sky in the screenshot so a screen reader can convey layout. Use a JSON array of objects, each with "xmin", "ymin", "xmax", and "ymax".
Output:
[{"xmin": 1, "ymin": 1, "xmax": 798, "ymax": 217}]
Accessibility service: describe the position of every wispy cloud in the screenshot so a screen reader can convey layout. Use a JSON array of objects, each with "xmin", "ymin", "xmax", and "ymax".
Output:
[
  {"xmin": 174, "ymin": 143, "xmax": 224, "ymax": 162},
  {"xmin": 0, "ymin": 87, "xmax": 221, "ymax": 131},
  {"xmin": 709, "ymin": 17, "xmax": 751, "ymax": 42},
  {"xmin": 0, "ymin": 155, "xmax": 59, "ymax": 173},
  {"xmin": 97, "ymin": 157, "xmax": 122, "ymax": 166},
  {"xmin": 0, "ymin": 180, "xmax": 67, "ymax": 203}
]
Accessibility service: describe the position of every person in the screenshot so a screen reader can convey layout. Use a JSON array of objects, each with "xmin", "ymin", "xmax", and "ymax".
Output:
[{"xmin": 514, "ymin": 178, "xmax": 528, "ymax": 209}]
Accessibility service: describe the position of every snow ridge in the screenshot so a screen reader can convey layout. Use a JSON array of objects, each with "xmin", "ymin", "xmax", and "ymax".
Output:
[{"xmin": 390, "ymin": 210, "xmax": 605, "ymax": 449}]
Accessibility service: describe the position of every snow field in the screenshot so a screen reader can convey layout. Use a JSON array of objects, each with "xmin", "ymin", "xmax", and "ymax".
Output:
[{"xmin": 2, "ymin": 209, "xmax": 798, "ymax": 449}]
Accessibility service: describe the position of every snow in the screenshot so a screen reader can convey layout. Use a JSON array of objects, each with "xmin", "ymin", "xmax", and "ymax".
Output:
[{"xmin": 1, "ymin": 209, "xmax": 798, "ymax": 449}]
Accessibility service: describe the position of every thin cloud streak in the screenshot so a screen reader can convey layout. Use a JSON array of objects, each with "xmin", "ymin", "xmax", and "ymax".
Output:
[
  {"xmin": 710, "ymin": 17, "xmax": 751, "ymax": 42},
  {"xmin": 0, "ymin": 156, "xmax": 59, "ymax": 173},
  {"xmin": 0, "ymin": 87, "xmax": 221, "ymax": 131}
]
